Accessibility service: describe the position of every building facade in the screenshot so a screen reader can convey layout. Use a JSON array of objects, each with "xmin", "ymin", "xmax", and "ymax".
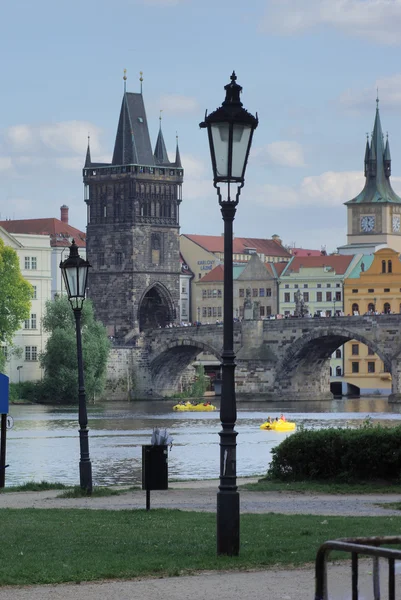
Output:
[
  {"xmin": 84, "ymin": 83, "xmax": 183, "ymax": 338},
  {"xmin": 0, "ymin": 227, "xmax": 51, "ymax": 383}
]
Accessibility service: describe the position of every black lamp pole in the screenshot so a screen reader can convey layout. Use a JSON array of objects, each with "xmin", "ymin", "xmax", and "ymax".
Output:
[
  {"xmin": 200, "ymin": 72, "xmax": 258, "ymax": 556},
  {"xmin": 60, "ymin": 240, "xmax": 93, "ymax": 494}
]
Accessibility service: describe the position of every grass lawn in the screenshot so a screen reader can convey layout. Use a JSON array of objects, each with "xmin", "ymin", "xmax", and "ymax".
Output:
[
  {"xmin": 242, "ymin": 479, "xmax": 401, "ymax": 494},
  {"xmin": 0, "ymin": 509, "xmax": 400, "ymax": 585}
]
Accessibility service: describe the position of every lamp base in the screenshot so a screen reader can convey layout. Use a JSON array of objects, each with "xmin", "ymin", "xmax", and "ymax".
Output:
[
  {"xmin": 80, "ymin": 461, "xmax": 93, "ymax": 495},
  {"xmin": 217, "ymin": 490, "xmax": 240, "ymax": 555}
]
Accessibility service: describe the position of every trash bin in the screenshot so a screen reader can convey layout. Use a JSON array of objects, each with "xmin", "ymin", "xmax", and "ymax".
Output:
[{"xmin": 142, "ymin": 444, "xmax": 168, "ymax": 491}]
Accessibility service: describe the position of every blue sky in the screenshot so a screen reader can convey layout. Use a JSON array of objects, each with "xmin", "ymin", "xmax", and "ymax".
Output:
[{"xmin": 2, "ymin": 0, "xmax": 401, "ymax": 253}]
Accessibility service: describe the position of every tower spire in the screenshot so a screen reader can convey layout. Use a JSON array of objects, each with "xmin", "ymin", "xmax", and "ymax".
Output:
[
  {"xmin": 123, "ymin": 68, "xmax": 127, "ymax": 94},
  {"xmin": 84, "ymin": 134, "xmax": 92, "ymax": 168},
  {"xmin": 139, "ymin": 71, "xmax": 143, "ymax": 94},
  {"xmin": 175, "ymin": 133, "xmax": 182, "ymax": 168},
  {"xmin": 154, "ymin": 112, "xmax": 170, "ymax": 165}
]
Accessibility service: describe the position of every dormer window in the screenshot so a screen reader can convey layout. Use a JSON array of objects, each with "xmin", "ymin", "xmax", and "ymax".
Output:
[{"xmin": 138, "ymin": 117, "xmax": 143, "ymax": 123}]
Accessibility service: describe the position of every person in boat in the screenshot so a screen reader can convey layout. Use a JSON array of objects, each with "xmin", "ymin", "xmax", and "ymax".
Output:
[
  {"xmin": 275, "ymin": 417, "xmax": 279, "ymax": 422},
  {"xmin": 280, "ymin": 413, "xmax": 286, "ymax": 421},
  {"xmin": 266, "ymin": 416, "xmax": 272, "ymax": 423}
]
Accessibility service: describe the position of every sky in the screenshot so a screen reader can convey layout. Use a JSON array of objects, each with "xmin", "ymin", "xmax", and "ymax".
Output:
[{"xmin": 2, "ymin": 0, "xmax": 401, "ymax": 254}]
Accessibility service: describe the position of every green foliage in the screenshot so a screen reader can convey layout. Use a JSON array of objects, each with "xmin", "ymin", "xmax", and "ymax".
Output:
[
  {"xmin": 9, "ymin": 380, "xmax": 39, "ymax": 402},
  {"xmin": 267, "ymin": 425, "xmax": 401, "ymax": 482},
  {"xmin": 0, "ymin": 481, "xmax": 68, "ymax": 493},
  {"xmin": 0, "ymin": 239, "xmax": 33, "ymax": 372},
  {"xmin": 40, "ymin": 295, "xmax": 110, "ymax": 404},
  {"xmin": 57, "ymin": 486, "xmax": 122, "ymax": 498}
]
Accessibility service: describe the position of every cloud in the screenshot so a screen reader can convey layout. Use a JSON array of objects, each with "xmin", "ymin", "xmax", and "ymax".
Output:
[
  {"xmin": 251, "ymin": 170, "xmax": 365, "ymax": 208},
  {"xmin": 252, "ymin": 141, "xmax": 306, "ymax": 167},
  {"xmin": 179, "ymin": 153, "xmax": 213, "ymax": 200},
  {"xmin": 339, "ymin": 74, "xmax": 401, "ymax": 112},
  {"xmin": 0, "ymin": 157, "xmax": 13, "ymax": 171},
  {"xmin": 159, "ymin": 94, "xmax": 200, "ymax": 115},
  {"xmin": 260, "ymin": 0, "xmax": 401, "ymax": 45}
]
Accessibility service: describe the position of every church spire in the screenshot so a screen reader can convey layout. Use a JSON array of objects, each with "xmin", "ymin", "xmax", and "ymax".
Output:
[
  {"xmin": 346, "ymin": 99, "xmax": 401, "ymax": 205},
  {"xmin": 154, "ymin": 111, "xmax": 170, "ymax": 165},
  {"xmin": 84, "ymin": 135, "xmax": 92, "ymax": 168},
  {"xmin": 174, "ymin": 134, "xmax": 182, "ymax": 168}
]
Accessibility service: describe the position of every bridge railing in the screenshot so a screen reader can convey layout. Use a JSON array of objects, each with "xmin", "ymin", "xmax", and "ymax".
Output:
[{"xmin": 315, "ymin": 536, "xmax": 401, "ymax": 600}]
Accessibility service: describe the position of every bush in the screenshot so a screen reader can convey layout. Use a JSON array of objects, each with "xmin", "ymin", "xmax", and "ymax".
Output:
[
  {"xmin": 267, "ymin": 425, "xmax": 401, "ymax": 482},
  {"xmin": 9, "ymin": 381, "xmax": 42, "ymax": 403}
]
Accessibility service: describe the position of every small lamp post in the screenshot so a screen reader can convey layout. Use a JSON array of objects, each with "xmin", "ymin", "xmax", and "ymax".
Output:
[
  {"xmin": 16, "ymin": 366, "xmax": 23, "ymax": 400},
  {"xmin": 197, "ymin": 306, "xmax": 201, "ymax": 323},
  {"xmin": 333, "ymin": 298, "xmax": 336, "ymax": 317},
  {"xmin": 374, "ymin": 297, "xmax": 377, "ymax": 313},
  {"xmin": 59, "ymin": 240, "xmax": 92, "ymax": 494},
  {"xmin": 200, "ymin": 72, "xmax": 258, "ymax": 556}
]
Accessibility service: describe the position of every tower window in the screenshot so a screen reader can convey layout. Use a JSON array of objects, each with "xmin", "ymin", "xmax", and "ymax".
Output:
[
  {"xmin": 388, "ymin": 260, "xmax": 393, "ymax": 273},
  {"xmin": 382, "ymin": 260, "xmax": 386, "ymax": 273},
  {"xmin": 116, "ymin": 252, "xmax": 122, "ymax": 265},
  {"xmin": 151, "ymin": 234, "xmax": 161, "ymax": 266}
]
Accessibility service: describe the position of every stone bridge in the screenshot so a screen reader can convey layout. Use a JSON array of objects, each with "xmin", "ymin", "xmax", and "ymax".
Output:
[{"xmin": 109, "ymin": 315, "xmax": 401, "ymax": 401}]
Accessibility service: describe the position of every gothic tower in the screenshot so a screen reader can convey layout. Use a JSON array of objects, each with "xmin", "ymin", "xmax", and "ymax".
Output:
[
  {"xmin": 83, "ymin": 76, "xmax": 183, "ymax": 338},
  {"xmin": 344, "ymin": 99, "xmax": 401, "ymax": 253}
]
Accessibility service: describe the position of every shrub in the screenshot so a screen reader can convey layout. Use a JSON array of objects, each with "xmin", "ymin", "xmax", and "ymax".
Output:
[{"xmin": 267, "ymin": 425, "xmax": 401, "ymax": 482}]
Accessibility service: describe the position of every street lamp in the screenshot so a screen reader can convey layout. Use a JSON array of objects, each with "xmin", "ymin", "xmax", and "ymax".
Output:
[
  {"xmin": 59, "ymin": 240, "xmax": 93, "ymax": 494},
  {"xmin": 200, "ymin": 72, "xmax": 258, "ymax": 556},
  {"xmin": 197, "ymin": 306, "xmax": 201, "ymax": 323},
  {"xmin": 16, "ymin": 366, "xmax": 23, "ymax": 400},
  {"xmin": 333, "ymin": 298, "xmax": 336, "ymax": 317}
]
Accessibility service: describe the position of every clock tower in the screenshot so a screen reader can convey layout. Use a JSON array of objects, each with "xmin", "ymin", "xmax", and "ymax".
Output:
[{"xmin": 344, "ymin": 99, "xmax": 401, "ymax": 253}]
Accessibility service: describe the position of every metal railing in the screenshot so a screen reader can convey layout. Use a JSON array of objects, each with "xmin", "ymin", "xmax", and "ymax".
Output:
[{"xmin": 315, "ymin": 536, "xmax": 401, "ymax": 600}]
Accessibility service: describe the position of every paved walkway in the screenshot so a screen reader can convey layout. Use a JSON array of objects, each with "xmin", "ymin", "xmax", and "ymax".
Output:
[
  {"xmin": 0, "ymin": 480, "xmax": 400, "ymax": 598},
  {"xmin": 0, "ymin": 479, "xmax": 400, "ymax": 516}
]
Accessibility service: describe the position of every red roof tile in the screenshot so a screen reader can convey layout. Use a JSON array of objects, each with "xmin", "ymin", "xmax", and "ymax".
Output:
[
  {"xmin": 198, "ymin": 265, "xmax": 224, "ymax": 282},
  {"xmin": 285, "ymin": 255, "xmax": 354, "ymax": 275},
  {"xmin": 273, "ymin": 262, "xmax": 289, "ymax": 276},
  {"xmin": 0, "ymin": 219, "xmax": 86, "ymax": 248},
  {"xmin": 290, "ymin": 248, "xmax": 324, "ymax": 257},
  {"xmin": 183, "ymin": 234, "xmax": 291, "ymax": 258}
]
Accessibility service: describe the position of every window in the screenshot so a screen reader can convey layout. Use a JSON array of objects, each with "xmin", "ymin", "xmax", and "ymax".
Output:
[
  {"xmin": 151, "ymin": 234, "xmax": 161, "ymax": 266},
  {"xmin": 326, "ymin": 283, "xmax": 331, "ymax": 288},
  {"xmin": 368, "ymin": 303, "xmax": 375, "ymax": 313},
  {"xmin": 260, "ymin": 306, "xmax": 265, "ymax": 317},
  {"xmin": 317, "ymin": 284, "xmax": 322, "ymax": 288},
  {"xmin": 212, "ymin": 307, "xmax": 217, "ymax": 317},
  {"xmin": 326, "ymin": 291, "xmax": 332, "ymax": 301},
  {"xmin": 116, "ymin": 252, "xmax": 122, "ymax": 265},
  {"xmin": 335, "ymin": 291, "xmax": 341, "ymax": 301},
  {"xmin": 368, "ymin": 348, "xmax": 374, "ymax": 355},
  {"xmin": 24, "ymin": 318, "xmax": 30, "ymax": 329},
  {"xmin": 352, "ymin": 362, "xmax": 359, "ymax": 373},
  {"xmin": 24, "ymin": 256, "xmax": 37, "ymax": 270},
  {"xmin": 384, "ymin": 288, "xmax": 390, "ymax": 293},
  {"xmin": 384, "ymin": 302, "xmax": 391, "ymax": 314},
  {"xmin": 259, "ymin": 288, "xmax": 265, "ymax": 297},
  {"xmin": 239, "ymin": 307, "xmax": 244, "ymax": 317},
  {"xmin": 303, "ymin": 284, "xmax": 308, "ymax": 288},
  {"xmin": 202, "ymin": 307, "xmax": 207, "ymax": 317},
  {"xmin": 284, "ymin": 284, "xmax": 289, "ymax": 289},
  {"xmin": 266, "ymin": 288, "xmax": 271, "ymax": 297},
  {"xmin": 352, "ymin": 289, "xmax": 358, "ymax": 293},
  {"xmin": 266, "ymin": 306, "xmax": 272, "ymax": 315},
  {"xmin": 239, "ymin": 289, "xmax": 245, "ymax": 298},
  {"xmin": 217, "ymin": 290, "xmax": 222, "ymax": 298},
  {"xmin": 336, "ymin": 366, "xmax": 342, "ymax": 376},
  {"xmin": 31, "ymin": 314, "xmax": 36, "ymax": 329},
  {"xmin": 103, "ymin": 205, "xmax": 107, "ymax": 218},
  {"xmin": 368, "ymin": 362, "xmax": 375, "ymax": 373},
  {"xmin": 294, "ymin": 284, "xmax": 299, "ymax": 289},
  {"xmin": 207, "ymin": 289, "xmax": 212, "ymax": 298},
  {"xmin": 335, "ymin": 348, "xmax": 341, "ymax": 358},
  {"xmin": 303, "ymin": 292, "xmax": 309, "ymax": 302},
  {"xmin": 181, "ymin": 286, "xmax": 186, "ymax": 294},
  {"xmin": 284, "ymin": 293, "xmax": 290, "ymax": 303},
  {"xmin": 24, "ymin": 256, "xmax": 30, "ymax": 269},
  {"xmin": 99, "ymin": 253, "xmax": 105, "ymax": 267},
  {"xmin": 198, "ymin": 274, "xmax": 201, "ymax": 279},
  {"xmin": 336, "ymin": 283, "xmax": 341, "ymax": 288},
  {"xmin": 352, "ymin": 344, "xmax": 359, "ymax": 355},
  {"xmin": 25, "ymin": 346, "xmax": 38, "ymax": 361},
  {"xmin": 382, "ymin": 260, "xmax": 386, "ymax": 274},
  {"xmin": 202, "ymin": 290, "xmax": 207, "ymax": 299},
  {"xmin": 317, "ymin": 292, "xmax": 322, "ymax": 302},
  {"xmin": 32, "ymin": 286, "xmax": 37, "ymax": 300},
  {"xmin": 207, "ymin": 307, "xmax": 212, "ymax": 317},
  {"xmin": 252, "ymin": 289, "xmax": 258, "ymax": 297},
  {"xmin": 352, "ymin": 303, "xmax": 359, "ymax": 314}
]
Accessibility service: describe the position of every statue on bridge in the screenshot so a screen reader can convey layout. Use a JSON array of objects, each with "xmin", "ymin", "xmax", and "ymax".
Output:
[{"xmin": 294, "ymin": 289, "xmax": 309, "ymax": 318}]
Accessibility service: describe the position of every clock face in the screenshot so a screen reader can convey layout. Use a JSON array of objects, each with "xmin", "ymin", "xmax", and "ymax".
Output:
[
  {"xmin": 361, "ymin": 215, "xmax": 375, "ymax": 232},
  {"xmin": 393, "ymin": 215, "xmax": 400, "ymax": 233}
]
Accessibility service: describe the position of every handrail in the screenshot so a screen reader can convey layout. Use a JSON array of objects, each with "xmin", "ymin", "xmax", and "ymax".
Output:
[{"xmin": 315, "ymin": 536, "xmax": 401, "ymax": 600}]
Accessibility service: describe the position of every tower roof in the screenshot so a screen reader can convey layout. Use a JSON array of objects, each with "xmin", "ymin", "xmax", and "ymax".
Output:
[
  {"xmin": 175, "ymin": 137, "xmax": 182, "ymax": 168},
  {"xmin": 346, "ymin": 101, "xmax": 401, "ymax": 205},
  {"xmin": 84, "ymin": 137, "xmax": 91, "ymax": 168},
  {"xmin": 112, "ymin": 92, "xmax": 155, "ymax": 166},
  {"xmin": 154, "ymin": 125, "xmax": 171, "ymax": 165}
]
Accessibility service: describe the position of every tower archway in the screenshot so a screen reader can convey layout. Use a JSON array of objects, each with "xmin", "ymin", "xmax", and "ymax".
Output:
[{"xmin": 138, "ymin": 283, "xmax": 174, "ymax": 331}]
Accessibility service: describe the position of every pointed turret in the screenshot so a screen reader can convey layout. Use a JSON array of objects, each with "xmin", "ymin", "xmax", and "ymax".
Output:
[
  {"xmin": 154, "ymin": 122, "xmax": 170, "ymax": 165},
  {"xmin": 112, "ymin": 91, "xmax": 154, "ymax": 166},
  {"xmin": 174, "ymin": 136, "xmax": 182, "ymax": 168},
  {"xmin": 346, "ymin": 100, "xmax": 401, "ymax": 205},
  {"xmin": 84, "ymin": 137, "xmax": 92, "ymax": 168}
]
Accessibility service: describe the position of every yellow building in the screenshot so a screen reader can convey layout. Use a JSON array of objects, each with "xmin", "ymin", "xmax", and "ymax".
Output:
[{"xmin": 343, "ymin": 247, "xmax": 401, "ymax": 395}]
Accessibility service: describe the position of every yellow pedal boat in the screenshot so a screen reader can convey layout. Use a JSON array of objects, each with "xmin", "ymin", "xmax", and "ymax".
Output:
[
  {"xmin": 173, "ymin": 402, "xmax": 217, "ymax": 412},
  {"xmin": 260, "ymin": 420, "xmax": 296, "ymax": 431}
]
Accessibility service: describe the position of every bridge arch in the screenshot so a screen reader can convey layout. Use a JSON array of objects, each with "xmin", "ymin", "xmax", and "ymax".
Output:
[
  {"xmin": 149, "ymin": 338, "xmax": 221, "ymax": 396},
  {"xmin": 274, "ymin": 325, "xmax": 392, "ymax": 401}
]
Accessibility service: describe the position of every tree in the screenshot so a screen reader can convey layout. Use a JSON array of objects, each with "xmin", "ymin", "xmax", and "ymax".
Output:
[
  {"xmin": 40, "ymin": 295, "xmax": 110, "ymax": 404},
  {"xmin": 0, "ymin": 239, "xmax": 33, "ymax": 372}
]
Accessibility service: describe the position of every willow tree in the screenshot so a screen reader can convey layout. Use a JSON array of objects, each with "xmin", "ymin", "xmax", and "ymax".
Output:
[{"xmin": 0, "ymin": 239, "xmax": 33, "ymax": 372}]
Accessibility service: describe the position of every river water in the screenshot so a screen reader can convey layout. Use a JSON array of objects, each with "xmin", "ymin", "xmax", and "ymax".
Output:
[{"xmin": 4, "ymin": 397, "xmax": 401, "ymax": 487}]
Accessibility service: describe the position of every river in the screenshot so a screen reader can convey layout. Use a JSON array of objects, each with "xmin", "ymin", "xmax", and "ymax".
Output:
[{"xmin": 4, "ymin": 396, "xmax": 401, "ymax": 487}]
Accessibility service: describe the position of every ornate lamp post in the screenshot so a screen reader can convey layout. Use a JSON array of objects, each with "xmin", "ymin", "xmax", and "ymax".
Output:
[
  {"xmin": 200, "ymin": 72, "xmax": 258, "ymax": 555},
  {"xmin": 59, "ymin": 240, "xmax": 93, "ymax": 494}
]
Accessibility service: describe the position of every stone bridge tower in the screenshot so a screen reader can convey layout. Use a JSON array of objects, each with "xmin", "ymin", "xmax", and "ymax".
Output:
[{"xmin": 83, "ymin": 74, "xmax": 183, "ymax": 339}]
